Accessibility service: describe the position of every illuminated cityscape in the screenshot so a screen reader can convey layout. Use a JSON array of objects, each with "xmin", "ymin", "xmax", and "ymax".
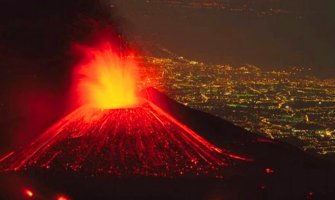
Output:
[{"xmin": 140, "ymin": 53, "xmax": 335, "ymax": 156}]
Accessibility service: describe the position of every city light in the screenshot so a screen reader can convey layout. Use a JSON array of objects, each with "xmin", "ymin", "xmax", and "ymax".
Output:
[{"xmin": 142, "ymin": 55, "xmax": 335, "ymax": 155}]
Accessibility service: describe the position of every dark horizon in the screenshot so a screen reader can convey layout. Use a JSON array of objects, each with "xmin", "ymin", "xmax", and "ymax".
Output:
[{"xmin": 114, "ymin": 0, "xmax": 335, "ymax": 78}]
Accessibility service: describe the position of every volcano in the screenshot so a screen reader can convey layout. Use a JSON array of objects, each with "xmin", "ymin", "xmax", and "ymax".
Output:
[
  {"xmin": 0, "ymin": 40, "xmax": 250, "ymax": 177},
  {"xmin": 0, "ymin": 100, "xmax": 249, "ymax": 177},
  {"xmin": 1, "ymin": 36, "xmax": 334, "ymax": 200},
  {"xmin": 1, "ymin": 89, "xmax": 335, "ymax": 200}
]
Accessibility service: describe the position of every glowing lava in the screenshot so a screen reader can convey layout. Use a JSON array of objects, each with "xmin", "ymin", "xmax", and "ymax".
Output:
[
  {"xmin": 0, "ymin": 38, "xmax": 251, "ymax": 177},
  {"xmin": 73, "ymin": 41, "xmax": 139, "ymax": 109},
  {"xmin": 0, "ymin": 101, "xmax": 249, "ymax": 177}
]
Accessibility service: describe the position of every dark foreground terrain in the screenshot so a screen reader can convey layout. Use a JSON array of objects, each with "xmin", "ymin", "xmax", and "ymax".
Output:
[{"xmin": 0, "ymin": 165, "xmax": 334, "ymax": 200}]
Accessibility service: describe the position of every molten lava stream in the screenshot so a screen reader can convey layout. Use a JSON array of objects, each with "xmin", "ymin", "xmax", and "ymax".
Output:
[{"xmin": 0, "ymin": 101, "xmax": 249, "ymax": 176}]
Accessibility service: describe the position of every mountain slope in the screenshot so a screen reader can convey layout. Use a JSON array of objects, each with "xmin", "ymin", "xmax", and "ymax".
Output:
[
  {"xmin": 141, "ymin": 87, "xmax": 332, "ymax": 168},
  {"xmin": 0, "ymin": 101, "xmax": 251, "ymax": 177},
  {"xmin": 0, "ymin": 88, "xmax": 334, "ymax": 199}
]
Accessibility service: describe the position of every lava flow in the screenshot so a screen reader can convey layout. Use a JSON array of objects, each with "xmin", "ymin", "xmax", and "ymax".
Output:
[{"xmin": 0, "ymin": 39, "xmax": 250, "ymax": 177}]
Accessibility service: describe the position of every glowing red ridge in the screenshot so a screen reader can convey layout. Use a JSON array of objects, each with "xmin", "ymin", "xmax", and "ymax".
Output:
[{"xmin": 0, "ymin": 101, "xmax": 249, "ymax": 177}]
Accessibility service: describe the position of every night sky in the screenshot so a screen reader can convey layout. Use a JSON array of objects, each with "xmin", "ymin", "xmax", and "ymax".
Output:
[
  {"xmin": 113, "ymin": 0, "xmax": 335, "ymax": 77},
  {"xmin": 0, "ymin": 0, "xmax": 334, "ymax": 152}
]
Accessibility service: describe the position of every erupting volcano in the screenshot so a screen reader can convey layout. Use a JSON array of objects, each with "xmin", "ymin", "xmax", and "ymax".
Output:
[
  {"xmin": 72, "ymin": 41, "xmax": 140, "ymax": 109},
  {"xmin": 0, "ymin": 39, "xmax": 249, "ymax": 177}
]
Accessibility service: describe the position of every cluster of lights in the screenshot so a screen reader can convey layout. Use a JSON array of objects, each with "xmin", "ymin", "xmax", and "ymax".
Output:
[{"xmin": 143, "ymin": 55, "xmax": 335, "ymax": 155}]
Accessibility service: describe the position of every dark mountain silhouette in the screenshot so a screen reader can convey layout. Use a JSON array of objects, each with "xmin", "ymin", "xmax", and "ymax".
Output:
[{"xmin": 142, "ymin": 87, "xmax": 332, "ymax": 167}]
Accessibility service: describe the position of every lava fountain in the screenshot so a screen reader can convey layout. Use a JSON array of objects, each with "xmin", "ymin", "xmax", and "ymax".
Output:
[
  {"xmin": 73, "ymin": 41, "xmax": 140, "ymax": 109},
  {"xmin": 0, "ymin": 39, "xmax": 250, "ymax": 177}
]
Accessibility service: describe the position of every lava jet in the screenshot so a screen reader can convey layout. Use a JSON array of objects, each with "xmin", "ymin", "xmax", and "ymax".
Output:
[{"xmin": 0, "ymin": 41, "xmax": 249, "ymax": 177}]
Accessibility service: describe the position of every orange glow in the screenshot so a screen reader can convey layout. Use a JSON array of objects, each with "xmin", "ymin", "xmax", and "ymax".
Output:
[
  {"xmin": 57, "ymin": 195, "xmax": 69, "ymax": 200},
  {"xmin": 73, "ymin": 41, "xmax": 139, "ymax": 109},
  {"xmin": 0, "ymin": 101, "xmax": 252, "ymax": 176},
  {"xmin": 24, "ymin": 189, "xmax": 34, "ymax": 197}
]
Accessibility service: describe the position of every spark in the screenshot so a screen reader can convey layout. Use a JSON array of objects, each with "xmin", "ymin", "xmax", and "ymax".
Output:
[
  {"xmin": 265, "ymin": 168, "xmax": 274, "ymax": 174},
  {"xmin": 24, "ymin": 189, "xmax": 34, "ymax": 198},
  {"xmin": 0, "ymin": 101, "xmax": 250, "ymax": 177}
]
